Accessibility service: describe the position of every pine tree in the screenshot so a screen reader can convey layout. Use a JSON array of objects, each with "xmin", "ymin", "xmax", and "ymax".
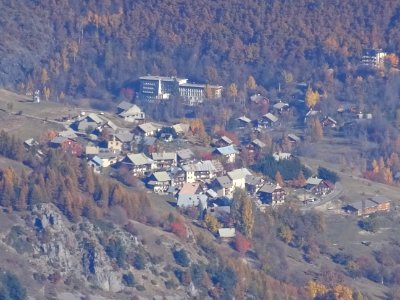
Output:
[{"xmin": 15, "ymin": 184, "xmax": 28, "ymax": 211}]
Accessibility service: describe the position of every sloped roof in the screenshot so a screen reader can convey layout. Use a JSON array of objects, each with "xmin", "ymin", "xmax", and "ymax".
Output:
[
  {"xmin": 306, "ymin": 177, "xmax": 323, "ymax": 185},
  {"xmin": 119, "ymin": 105, "xmax": 143, "ymax": 117},
  {"xmin": 206, "ymin": 189, "xmax": 218, "ymax": 198},
  {"xmin": 126, "ymin": 153, "xmax": 153, "ymax": 166},
  {"xmin": 273, "ymin": 101, "xmax": 289, "ymax": 110},
  {"xmin": 182, "ymin": 161, "xmax": 216, "ymax": 172},
  {"xmin": 370, "ymin": 195, "xmax": 390, "ymax": 204},
  {"xmin": 216, "ymin": 176, "xmax": 233, "ymax": 188},
  {"xmin": 117, "ymin": 101, "xmax": 134, "ymax": 111},
  {"xmin": 215, "ymin": 145, "xmax": 238, "ymax": 156},
  {"xmin": 86, "ymin": 113, "xmax": 103, "ymax": 124},
  {"xmin": 237, "ymin": 116, "xmax": 251, "ymax": 123},
  {"xmin": 152, "ymin": 152, "xmax": 177, "ymax": 161},
  {"xmin": 138, "ymin": 122, "xmax": 161, "ymax": 133},
  {"xmin": 177, "ymin": 149, "xmax": 195, "ymax": 160},
  {"xmin": 58, "ymin": 130, "xmax": 78, "ymax": 139},
  {"xmin": 220, "ymin": 136, "xmax": 233, "ymax": 145},
  {"xmin": 218, "ymin": 228, "xmax": 236, "ymax": 238},
  {"xmin": 263, "ymin": 113, "xmax": 278, "ymax": 123},
  {"xmin": 177, "ymin": 194, "xmax": 208, "ymax": 208},
  {"xmin": 179, "ymin": 183, "xmax": 200, "ymax": 195},
  {"xmin": 228, "ymin": 168, "xmax": 252, "ymax": 181},
  {"xmin": 251, "ymin": 139, "xmax": 266, "ymax": 148},
  {"xmin": 115, "ymin": 132, "xmax": 134, "ymax": 143},
  {"xmin": 50, "ymin": 136, "xmax": 68, "ymax": 144},
  {"xmin": 245, "ymin": 175, "xmax": 264, "ymax": 186},
  {"xmin": 172, "ymin": 123, "xmax": 190, "ymax": 134},
  {"xmin": 152, "ymin": 171, "xmax": 171, "ymax": 182},
  {"xmin": 258, "ymin": 183, "xmax": 281, "ymax": 194},
  {"xmin": 288, "ymin": 134, "xmax": 300, "ymax": 142}
]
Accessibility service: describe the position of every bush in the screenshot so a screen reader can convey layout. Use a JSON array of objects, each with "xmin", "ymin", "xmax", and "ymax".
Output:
[
  {"xmin": 122, "ymin": 272, "xmax": 135, "ymax": 287},
  {"xmin": 133, "ymin": 253, "xmax": 146, "ymax": 270},
  {"xmin": 358, "ymin": 217, "xmax": 378, "ymax": 232},
  {"xmin": 105, "ymin": 239, "xmax": 126, "ymax": 267},
  {"xmin": 173, "ymin": 248, "xmax": 190, "ymax": 267},
  {"xmin": 318, "ymin": 166, "xmax": 339, "ymax": 183}
]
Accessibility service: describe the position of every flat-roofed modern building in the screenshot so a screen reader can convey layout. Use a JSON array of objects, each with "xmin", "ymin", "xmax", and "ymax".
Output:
[
  {"xmin": 139, "ymin": 75, "xmax": 222, "ymax": 104},
  {"xmin": 139, "ymin": 75, "xmax": 188, "ymax": 100}
]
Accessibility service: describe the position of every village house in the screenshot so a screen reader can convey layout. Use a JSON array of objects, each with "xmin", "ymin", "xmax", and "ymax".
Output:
[
  {"xmin": 273, "ymin": 152, "xmax": 292, "ymax": 161},
  {"xmin": 218, "ymin": 228, "xmax": 236, "ymax": 239},
  {"xmin": 49, "ymin": 136, "xmax": 82, "ymax": 156},
  {"xmin": 305, "ymin": 177, "xmax": 333, "ymax": 195},
  {"xmin": 179, "ymin": 182, "xmax": 202, "ymax": 195},
  {"xmin": 272, "ymin": 101, "xmax": 289, "ymax": 114},
  {"xmin": 107, "ymin": 136, "xmax": 123, "ymax": 152},
  {"xmin": 215, "ymin": 136, "xmax": 233, "ymax": 147},
  {"xmin": 169, "ymin": 167, "xmax": 186, "ymax": 189},
  {"xmin": 177, "ymin": 194, "xmax": 208, "ymax": 209},
  {"xmin": 214, "ymin": 145, "xmax": 238, "ymax": 163},
  {"xmin": 176, "ymin": 149, "xmax": 196, "ymax": 166},
  {"xmin": 24, "ymin": 138, "xmax": 39, "ymax": 149},
  {"xmin": 237, "ymin": 116, "xmax": 252, "ymax": 128},
  {"xmin": 151, "ymin": 152, "xmax": 177, "ymax": 170},
  {"xmin": 261, "ymin": 113, "xmax": 279, "ymax": 127},
  {"xmin": 137, "ymin": 122, "xmax": 162, "ymax": 137},
  {"xmin": 211, "ymin": 176, "xmax": 234, "ymax": 198},
  {"xmin": 146, "ymin": 171, "xmax": 172, "ymax": 193},
  {"xmin": 114, "ymin": 131, "xmax": 134, "ymax": 150},
  {"xmin": 120, "ymin": 153, "xmax": 155, "ymax": 176},
  {"xmin": 227, "ymin": 168, "xmax": 252, "ymax": 190},
  {"xmin": 58, "ymin": 129, "xmax": 78, "ymax": 139},
  {"xmin": 85, "ymin": 142, "xmax": 100, "ymax": 156},
  {"xmin": 117, "ymin": 101, "xmax": 145, "ymax": 123},
  {"xmin": 247, "ymin": 139, "xmax": 266, "ymax": 152},
  {"xmin": 287, "ymin": 133, "xmax": 301, "ymax": 144},
  {"xmin": 345, "ymin": 195, "xmax": 391, "ymax": 216},
  {"xmin": 321, "ymin": 116, "xmax": 337, "ymax": 128},
  {"xmin": 182, "ymin": 161, "xmax": 217, "ymax": 183},
  {"xmin": 257, "ymin": 183, "xmax": 286, "ymax": 205},
  {"xmin": 88, "ymin": 152, "xmax": 119, "ymax": 172},
  {"xmin": 245, "ymin": 174, "xmax": 264, "ymax": 195},
  {"xmin": 172, "ymin": 123, "xmax": 190, "ymax": 136}
]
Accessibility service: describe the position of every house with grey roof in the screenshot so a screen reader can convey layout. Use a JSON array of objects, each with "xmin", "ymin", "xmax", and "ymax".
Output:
[
  {"xmin": 344, "ymin": 195, "xmax": 390, "ymax": 216},
  {"xmin": 257, "ymin": 183, "xmax": 286, "ymax": 205},
  {"xmin": 137, "ymin": 122, "xmax": 162, "ymax": 136},
  {"xmin": 212, "ymin": 176, "xmax": 234, "ymax": 198},
  {"xmin": 121, "ymin": 153, "xmax": 155, "ymax": 176},
  {"xmin": 177, "ymin": 194, "xmax": 208, "ymax": 209},
  {"xmin": 227, "ymin": 168, "xmax": 252, "ymax": 190},
  {"xmin": 182, "ymin": 161, "xmax": 217, "ymax": 183},
  {"xmin": 177, "ymin": 149, "xmax": 196, "ymax": 165},
  {"xmin": 146, "ymin": 171, "xmax": 172, "ymax": 193},
  {"xmin": 245, "ymin": 175, "xmax": 264, "ymax": 195},
  {"xmin": 288, "ymin": 133, "xmax": 301, "ymax": 143},
  {"xmin": 237, "ymin": 116, "xmax": 252, "ymax": 127},
  {"xmin": 273, "ymin": 101, "xmax": 289, "ymax": 113},
  {"xmin": 305, "ymin": 177, "xmax": 333, "ymax": 195},
  {"xmin": 262, "ymin": 113, "xmax": 279, "ymax": 127},
  {"xmin": 214, "ymin": 145, "xmax": 238, "ymax": 163},
  {"xmin": 118, "ymin": 103, "xmax": 145, "ymax": 123},
  {"xmin": 151, "ymin": 152, "xmax": 177, "ymax": 170}
]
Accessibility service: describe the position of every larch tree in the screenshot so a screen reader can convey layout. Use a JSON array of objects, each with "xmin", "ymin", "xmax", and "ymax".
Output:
[
  {"xmin": 275, "ymin": 170, "xmax": 284, "ymax": 186},
  {"xmin": 305, "ymin": 86, "xmax": 320, "ymax": 109},
  {"xmin": 41, "ymin": 68, "xmax": 49, "ymax": 86},
  {"xmin": 246, "ymin": 75, "xmax": 257, "ymax": 90}
]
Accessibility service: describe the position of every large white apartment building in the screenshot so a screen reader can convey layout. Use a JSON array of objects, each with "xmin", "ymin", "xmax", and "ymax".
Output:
[{"xmin": 139, "ymin": 75, "xmax": 223, "ymax": 104}]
